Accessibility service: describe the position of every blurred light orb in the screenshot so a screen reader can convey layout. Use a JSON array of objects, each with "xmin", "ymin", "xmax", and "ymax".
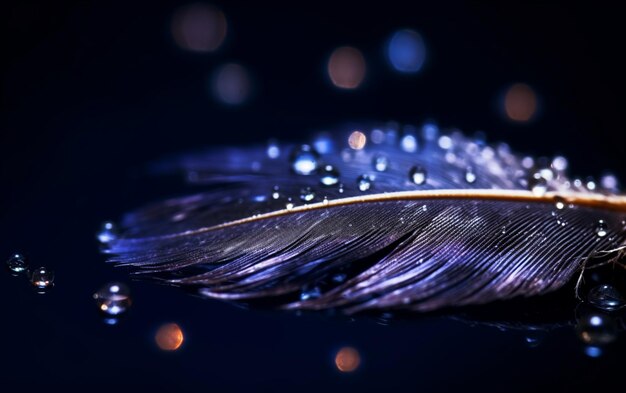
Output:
[
  {"xmin": 212, "ymin": 63, "xmax": 252, "ymax": 105},
  {"xmin": 335, "ymin": 347, "xmax": 361, "ymax": 372},
  {"xmin": 328, "ymin": 46, "xmax": 366, "ymax": 89},
  {"xmin": 348, "ymin": 130, "xmax": 367, "ymax": 150},
  {"xmin": 172, "ymin": 3, "xmax": 227, "ymax": 52},
  {"xmin": 504, "ymin": 83, "xmax": 537, "ymax": 122},
  {"xmin": 387, "ymin": 29, "xmax": 426, "ymax": 73},
  {"xmin": 155, "ymin": 323, "xmax": 184, "ymax": 351}
]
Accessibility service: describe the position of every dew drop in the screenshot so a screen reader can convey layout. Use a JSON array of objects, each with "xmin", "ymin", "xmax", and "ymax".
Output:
[
  {"xmin": 588, "ymin": 284, "xmax": 625, "ymax": 311},
  {"xmin": 300, "ymin": 286, "xmax": 321, "ymax": 301},
  {"xmin": 286, "ymin": 202, "xmax": 295, "ymax": 210},
  {"xmin": 348, "ymin": 130, "xmax": 367, "ymax": 150},
  {"xmin": 300, "ymin": 187, "xmax": 315, "ymax": 202},
  {"xmin": 595, "ymin": 220, "xmax": 608, "ymax": 237},
  {"xmin": 322, "ymin": 197, "xmax": 329, "ymax": 205},
  {"xmin": 338, "ymin": 183, "xmax": 345, "ymax": 193},
  {"xmin": 272, "ymin": 185, "xmax": 281, "ymax": 200},
  {"xmin": 600, "ymin": 174, "xmax": 619, "ymax": 192},
  {"xmin": 290, "ymin": 145, "xmax": 319, "ymax": 175},
  {"xmin": 400, "ymin": 134, "xmax": 418, "ymax": 153},
  {"xmin": 552, "ymin": 156, "xmax": 568, "ymax": 172},
  {"xmin": 319, "ymin": 165, "xmax": 340, "ymax": 186},
  {"xmin": 6, "ymin": 253, "xmax": 28, "ymax": 273},
  {"xmin": 370, "ymin": 129, "xmax": 385, "ymax": 144},
  {"xmin": 437, "ymin": 135, "xmax": 452, "ymax": 150},
  {"xmin": 554, "ymin": 197, "xmax": 566, "ymax": 210},
  {"xmin": 529, "ymin": 176, "xmax": 548, "ymax": 196},
  {"xmin": 266, "ymin": 139, "xmax": 280, "ymax": 159},
  {"xmin": 464, "ymin": 166, "xmax": 476, "ymax": 184},
  {"xmin": 97, "ymin": 222, "xmax": 118, "ymax": 244},
  {"xmin": 586, "ymin": 179, "xmax": 597, "ymax": 191},
  {"xmin": 577, "ymin": 311, "xmax": 618, "ymax": 345},
  {"xmin": 30, "ymin": 267, "xmax": 54, "ymax": 289},
  {"xmin": 409, "ymin": 166, "xmax": 427, "ymax": 185},
  {"xmin": 357, "ymin": 174, "xmax": 374, "ymax": 192},
  {"xmin": 372, "ymin": 155, "xmax": 389, "ymax": 172},
  {"xmin": 94, "ymin": 282, "xmax": 132, "ymax": 316}
]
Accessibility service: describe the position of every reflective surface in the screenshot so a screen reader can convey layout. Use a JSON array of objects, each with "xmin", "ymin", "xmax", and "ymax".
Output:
[{"xmin": 2, "ymin": 1, "xmax": 625, "ymax": 392}]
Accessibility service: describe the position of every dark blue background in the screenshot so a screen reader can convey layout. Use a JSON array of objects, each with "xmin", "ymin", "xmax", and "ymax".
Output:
[{"xmin": 1, "ymin": 1, "xmax": 625, "ymax": 391}]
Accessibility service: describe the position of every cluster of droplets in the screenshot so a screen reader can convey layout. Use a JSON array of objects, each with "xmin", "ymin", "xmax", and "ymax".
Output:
[{"xmin": 5, "ymin": 253, "xmax": 55, "ymax": 293}]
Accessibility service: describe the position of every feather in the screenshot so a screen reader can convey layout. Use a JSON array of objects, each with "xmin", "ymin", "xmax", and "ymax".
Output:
[{"xmin": 104, "ymin": 123, "xmax": 626, "ymax": 313}]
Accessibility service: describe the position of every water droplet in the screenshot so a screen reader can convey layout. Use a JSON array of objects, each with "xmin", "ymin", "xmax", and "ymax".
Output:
[
  {"xmin": 600, "ymin": 174, "xmax": 619, "ymax": 192},
  {"xmin": 524, "ymin": 334, "xmax": 542, "ymax": 348},
  {"xmin": 421, "ymin": 123, "xmax": 439, "ymax": 141},
  {"xmin": 370, "ymin": 129, "xmax": 385, "ymax": 144},
  {"xmin": 272, "ymin": 185, "xmax": 281, "ymax": 199},
  {"xmin": 94, "ymin": 282, "xmax": 132, "ymax": 316},
  {"xmin": 437, "ymin": 135, "xmax": 452, "ymax": 150},
  {"xmin": 464, "ymin": 166, "xmax": 476, "ymax": 184},
  {"xmin": 554, "ymin": 197, "xmax": 566, "ymax": 210},
  {"xmin": 290, "ymin": 145, "xmax": 319, "ymax": 175},
  {"xmin": 322, "ymin": 197, "xmax": 329, "ymax": 205},
  {"xmin": 552, "ymin": 156, "xmax": 568, "ymax": 172},
  {"xmin": 372, "ymin": 154, "xmax": 389, "ymax": 172},
  {"xmin": 357, "ymin": 174, "xmax": 374, "ymax": 192},
  {"xmin": 286, "ymin": 202, "xmax": 294, "ymax": 210},
  {"xmin": 348, "ymin": 130, "xmax": 367, "ymax": 150},
  {"xmin": 30, "ymin": 267, "xmax": 54, "ymax": 289},
  {"xmin": 529, "ymin": 175, "xmax": 548, "ymax": 196},
  {"xmin": 595, "ymin": 220, "xmax": 608, "ymax": 237},
  {"xmin": 313, "ymin": 133, "xmax": 334, "ymax": 154},
  {"xmin": 300, "ymin": 187, "xmax": 315, "ymax": 202},
  {"xmin": 586, "ymin": 178, "xmax": 597, "ymax": 191},
  {"xmin": 409, "ymin": 166, "xmax": 427, "ymax": 185},
  {"xmin": 6, "ymin": 253, "xmax": 28, "ymax": 273},
  {"xmin": 400, "ymin": 134, "xmax": 418, "ymax": 152},
  {"xmin": 588, "ymin": 284, "xmax": 625, "ymax": 311},
  {"xmin": 300, "ymin": 286, "xmax": 321, "ymax": 301},
  {"xmin": 266, "ymin": 140, "xmax": 280, "ymax": 159},
  {"xmin": 338, "ymin": 183, "xmax": 345, "ymax": 193},
  {"xmin": 319, "ymin": 165, "xmax": 340, "ymax": 186},
  {"xmin": 521, "ymin": 156, "xmax": 534, "ymax": 169},
  {"xmin": 97, "ymin": 222, "xmax": 117, "ymax": 244}
]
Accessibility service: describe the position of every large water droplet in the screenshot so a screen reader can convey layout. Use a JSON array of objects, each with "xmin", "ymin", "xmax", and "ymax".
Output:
[
  {"xmin": 529, "ymin": 175, "xmax": 548, "ymax": 196},
  {"xmin": 319, "ymin": 165, "xmax": 340, "ymax": 186},
  {"xmin": 30, "ymin": 267, "xmax": 54, "ymax": 289},
  {"xmin": 409, "ymin": 166, "xmax": 427, "ymax": 185},
  {"xmin": 372, "ymin": 155, "xmax": 389, "ymax": 172},
  {"xmin": 595, "ymin": 220, "xmax": 608, "ymax": 237},
  {"xmin": 300, "ymin": 286, "xmax": 321, "ymax": 301},
  {"xmin": 357, "ymin": 174, "xmax": 374, "ymax": 192},
  {"xmin": 290, "ymin": 145, "xmax": 319, "ymax": 175},
  {"xmin": 300, "ymin": 187, "xmax": 315, "ymax": 202},
  {"xmin": 97, "ymin": 222, "xmax": 117, "ymax": 244},
  {"xmin": 588, "ymin": 284, "xmax": 625, "ymax": 311},
  {"xmin": 94, "ymin": 282, "xmax": 132, "ymax": 316},
  {"xmin": 464, "ymin": 166, "xmax": 476, "ymax": 184},
  {"xmin": 6, "ymin": 253, "xmax": 28, "ymax": 273}
]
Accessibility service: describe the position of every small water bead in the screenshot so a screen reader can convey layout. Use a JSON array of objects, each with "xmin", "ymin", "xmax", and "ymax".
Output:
[
  {"xmin": 372, "ymin": 155, "xmax": 389, "ymax": 172},
  {"xmin": 300, "ymin": 187, "xmax": 315, "ymax": 202},
  {"xmin": 286, "ymin": 202, "xmax": 295, "ymax": 210},
  {"xmin": 6, "ymin": 253, "xmax": 28, "ymax": 273},
  {"xmin": 595, "ymin": 220, "xmax": 608, "ymax": 237},
  {"xmin": 588, "ymin": 284, "xmax": 625, "ymax": 311},
  {"xmin": 586, "ymin": 178, "xmax": 597, "ymax": 191},
  {"xmin": 272, "ymin": 185, "xmax": 281, "ymax": 199},
  {"xmin": 422, "ymin": 122, "xmax": 439, "ymax": 141},
  {"xmin": 348, "ymin": 130, "xmax": 367, "ymax": 150},
  {"xmin": 266, "ymin": 140, "xmax": 280, "ymax": 159},
  {"xmin": 290, "ymin": 145, "xmax": 319, "ymax": 175},
  {"xmin": 552, "ymin": 156, "xmax": 568, "ymax": 172},
  {"xmin": 97, "ymin": 222, "xmax": 118, "ymax": 244},
  {"xmin": 319, "ymin": 165, "xmax": 340, "ymax": 186},
  {"xmin": 529, "ymin": 175, "xmax": 548, "ymax": 196},
  {"xmin": 313, "ymin": 133, "xmax": 334, "ymax": 154},
  {"xmin": 30, "ymin": 267, "xmax": 54, "ymax": 289},
  {"xmin": 409, "ymin": 166, "xmax": 427, "ymax": 185},
  {"xmin": 300, "ymin": 286, "xmax": 321, "ymax": 301},
  {"xmin": 554, "ymin": 197, "xmax": 566, "ymax": 210},
  {"xmin": 400, "ymin": 134, "xmax": 418, "ymax": 153},
  {"xmin": 464, "ymin": 166, "xmax": 476, "ymax": 184},
  {"xmin": 370, "ymin": 129, "xmax": 385, "ymax": 144},
  {"xmin": 357, "ymin": 174, "xmax": 374, "ymax": 192},
  {"xmin": 94, "ymin": 282, "xmax": 132, "ymax": 316},
  {"xmin": 600, "ymin": 174, "xmax": 619, "ymax": 192},
  {"xmin": 437, "ymin": 135, "xmax": 452, "ymax": 150}
]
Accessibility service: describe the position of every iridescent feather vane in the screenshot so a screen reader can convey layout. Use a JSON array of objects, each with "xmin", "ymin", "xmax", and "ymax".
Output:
[{"xmin": 105, "ymin": 123, "xmax": 626, "ymax": 313}]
